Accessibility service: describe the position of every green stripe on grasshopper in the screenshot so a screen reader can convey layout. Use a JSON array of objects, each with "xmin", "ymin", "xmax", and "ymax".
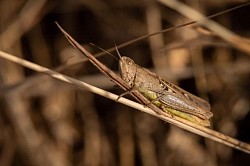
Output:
[{"xmin": 138, "ymin": 87, "xmax": 210, "ymax": 127}]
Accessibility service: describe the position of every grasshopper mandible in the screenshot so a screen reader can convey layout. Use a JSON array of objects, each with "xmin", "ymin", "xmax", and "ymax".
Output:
[{"xmin": 118, "ymin": 51, "xmax": 213, "ymax": 126}]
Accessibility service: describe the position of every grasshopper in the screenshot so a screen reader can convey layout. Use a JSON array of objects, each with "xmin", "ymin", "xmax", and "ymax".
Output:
[{"xmin": 118, "ymin": 53, "xmax": 213, "ymax": 126}]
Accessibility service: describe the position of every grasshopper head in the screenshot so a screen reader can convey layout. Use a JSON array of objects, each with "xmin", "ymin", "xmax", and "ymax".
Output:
[{"xmin": 119, "ymin": 57, "xmax": 137, "ymax": 86}]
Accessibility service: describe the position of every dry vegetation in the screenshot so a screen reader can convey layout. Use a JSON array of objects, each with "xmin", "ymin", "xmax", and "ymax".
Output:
[{"xmin": 0, "ymin": 0, "xmax": 250, "ymax": 165}]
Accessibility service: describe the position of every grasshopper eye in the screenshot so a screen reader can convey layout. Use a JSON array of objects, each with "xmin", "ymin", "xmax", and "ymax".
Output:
[{"xmin": 127, "ymin": 59, "xmax": 133, "ymax": 65}]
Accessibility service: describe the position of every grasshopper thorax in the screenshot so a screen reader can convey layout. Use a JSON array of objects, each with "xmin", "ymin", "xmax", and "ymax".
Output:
[{"xmin": 119, "ymin": 57, "xmax": 137, "ymax": 87}]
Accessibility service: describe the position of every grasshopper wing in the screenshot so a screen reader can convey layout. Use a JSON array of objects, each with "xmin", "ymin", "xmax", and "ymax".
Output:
[{"xmin": 160, "ymin": 80, "xmax": 212, "ymax": 119}]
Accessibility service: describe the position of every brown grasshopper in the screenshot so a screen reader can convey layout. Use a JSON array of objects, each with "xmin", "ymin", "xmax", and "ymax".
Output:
[
  {"xmin": 118, "ymin": 53, "xmax": 213, "ymax": 126},
  {"xmin": 89, "ymin": 43, "xmax": 213, "ymax": 126}
]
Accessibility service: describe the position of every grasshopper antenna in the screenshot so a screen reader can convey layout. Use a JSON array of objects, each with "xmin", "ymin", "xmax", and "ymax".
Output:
[
  {"xmin": 90, "ymin": 43, "xmax": 119, "ymax": 61},
  {"xmin": 115, "ymin": 44, "xmax": 122, "ymax": 59}
]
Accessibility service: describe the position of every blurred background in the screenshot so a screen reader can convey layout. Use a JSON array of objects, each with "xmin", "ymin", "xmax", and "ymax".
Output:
[{"xmin": 0, "ymin": 0, "xmax": 250, "ymax": 165}]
